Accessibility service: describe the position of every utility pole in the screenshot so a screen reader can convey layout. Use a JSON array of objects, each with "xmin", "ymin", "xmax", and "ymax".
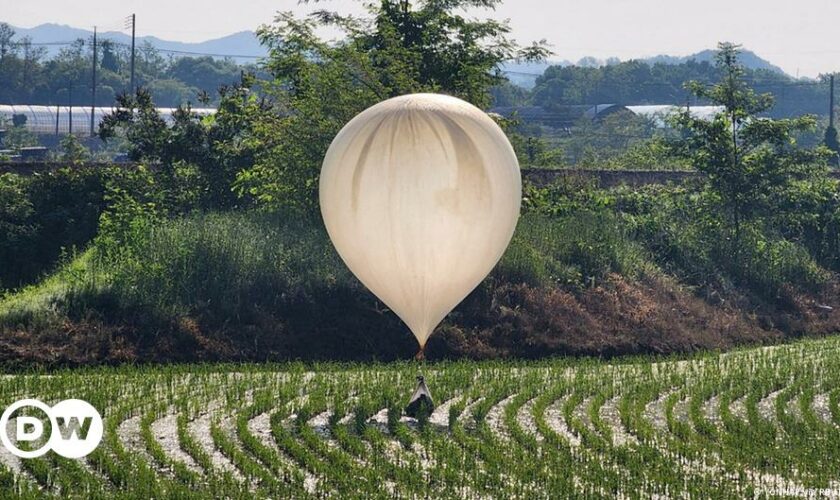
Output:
[
  {"xmin": 91, "ymin": 26, "xmax": 97, "ymax": 137},
  {"xmin": 68, "ymin": 86, "xmax": 73, "ymax": 136},
  {"xmin": 127, "ymin": 14, "xmax": 136, "ymax": 93},
  {"xmin": 831, "ymin": 74, "xmax": 835, "ymax": 130}
]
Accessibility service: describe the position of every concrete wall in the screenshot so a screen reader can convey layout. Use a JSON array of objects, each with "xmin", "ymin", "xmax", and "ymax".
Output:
[{"xmin": 523, "ymin": 168, "xmax": 704, "ymax": 187}]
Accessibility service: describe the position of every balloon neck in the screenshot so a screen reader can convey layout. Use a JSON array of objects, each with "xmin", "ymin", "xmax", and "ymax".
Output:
[{"xmin": 415, "ymin": 346, "xmax": 426, "ymax": 361}]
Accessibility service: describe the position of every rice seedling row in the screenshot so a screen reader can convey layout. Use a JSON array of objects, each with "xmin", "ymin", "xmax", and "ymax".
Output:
[{"xmin": 3, "ymin": 337, "xmax": 840, "ymax": 497}]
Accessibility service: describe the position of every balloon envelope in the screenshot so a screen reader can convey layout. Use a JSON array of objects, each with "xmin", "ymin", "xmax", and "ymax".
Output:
[{"xmin": 319, "ymin": 93, "xmax": 521, "ymax": 348}]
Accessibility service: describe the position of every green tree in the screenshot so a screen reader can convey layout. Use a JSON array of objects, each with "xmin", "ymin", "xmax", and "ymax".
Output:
[
  {"xmin": 100, "ymin": 39, "xmax": 121, "ymax": 73},
  {"xmin": 145, "ymin": 79, "xmax": 195, "ymax": 106},
  {"xmin": 567, "ymin": 111, "xmax": 658, "ymax": 166},
  {"xmin": 235, "ymin": 0, "xmax": 549, "ymax": 212},
  {"xmin": 167, "ymin": 56, "xmax": 241, "ymax": 93},
  {"xmin": 0, "ymin": 23, "xmax": 15, "ymax": 60},
  {"xmin": 531, "ymin": 57, "xmax": 829, "ymax": 119},
  {"xmin": 100, "ymin": 80, "xmax": 266, "ymax": 211},
  {"xmin": 58, "ymin": 133, "xmax": 91, "ymax": 163},
  {"xmin": 136, "ymin": 41, "xmax": 167, "ymax": 85},
  {"xmin": 825, "ymin": 124, "xmax": 839, "ymax": 166},
  {"xmin": 0, "ymin": 116, "xmax": 39, "ymax": 150},
  {"xmin": 672, "ymin": 43, "xmax": 830, "ymax": 262},
  {"xmin": 0, "ymin": 173, "xmax": 35, "ymax": 289}
]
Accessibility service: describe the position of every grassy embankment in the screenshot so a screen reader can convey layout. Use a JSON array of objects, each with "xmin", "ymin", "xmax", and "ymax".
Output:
[{"xmin": 2, "ymin": 177, "xmax": 838, "ymax": 365}]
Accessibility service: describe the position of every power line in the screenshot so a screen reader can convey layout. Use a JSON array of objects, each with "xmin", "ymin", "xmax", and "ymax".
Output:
[
  {"xmin": 99, "ymin": 40, "xmax": 262, "ymax": 59},
  {"xmin": 139, "ymin": 47, "xmax": 261, "ymax": 59},
  {"xmin": 3, "ymin": 40, "xmax": 834, "ymax": 78},
  {"xmin": 1, "ymin": 39, "xmax": 834, "ymax": 105},
  {"xmin": 10, "ymin": 41, "xmax": 83, "ymax": 46},
  {"xmin": 91, "ymin": 26, "xmax": 97, "ymax": 136},
  {"xmin": 128, "ymin": 14, "xmax": 135, "ymax": 93},
  {"xmin": 9, "ymin": 38, "xmax": 262, "ymax": 59}
]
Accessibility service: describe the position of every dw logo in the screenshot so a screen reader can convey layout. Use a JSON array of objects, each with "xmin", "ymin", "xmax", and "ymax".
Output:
[{"xmin": 0, "ymin": 399, "xmax": 103, "ymax": 458}]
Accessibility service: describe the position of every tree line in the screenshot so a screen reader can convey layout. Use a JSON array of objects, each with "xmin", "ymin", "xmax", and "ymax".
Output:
[
  {"xmin": 495, "ymin": 58, "xmax": 833, "ymax": 120},
  {"xmin": 0, "ymin": 23, "xmax": 257, "ymax": 107}
]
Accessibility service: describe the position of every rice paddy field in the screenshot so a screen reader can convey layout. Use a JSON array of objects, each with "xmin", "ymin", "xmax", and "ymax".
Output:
[{"xmin": 3, "ymin": 336, "xmax": 840, "ymax": 498}]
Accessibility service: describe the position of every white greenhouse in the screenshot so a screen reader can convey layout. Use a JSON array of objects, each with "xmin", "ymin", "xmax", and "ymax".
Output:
[{"xmin": 0, "ymin": 105, "xmax": 215, "ymax": 137}]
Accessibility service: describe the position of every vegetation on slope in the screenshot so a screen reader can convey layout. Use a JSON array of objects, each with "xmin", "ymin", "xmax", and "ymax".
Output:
[
  {"xmin": 1, "ymin": 3, "xmax": 839, "ymax": 366},
  {"xmin": 2, "ymin": 174, "xmax": 839, "ymax": 366}
]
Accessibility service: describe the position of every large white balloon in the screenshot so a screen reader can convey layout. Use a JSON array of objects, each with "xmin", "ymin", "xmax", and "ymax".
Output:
[{"xmin": 320, "ymin": 93, "xmax": 521, "ymax": 349}]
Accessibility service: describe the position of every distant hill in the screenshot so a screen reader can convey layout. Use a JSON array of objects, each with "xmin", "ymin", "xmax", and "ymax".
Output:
[
  {"xmin": 7, "ymin": 24, "xmax": 789, "ymax": 83},
  {"xmin": 645, "ymin": 49, "xmax": 786, "ymax": 75},
  {"xmin": 503, "ymin": 48, "xmax": 788, "ymax": 88},
  {"xmin": 8, "ymin": 23, "xmax": 266, "ymax": 63}
]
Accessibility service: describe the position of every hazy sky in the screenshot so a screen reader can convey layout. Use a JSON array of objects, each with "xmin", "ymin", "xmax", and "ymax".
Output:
[{"xmin": 4, "ymin": 0, "xmax": 840, "ymax": 78}]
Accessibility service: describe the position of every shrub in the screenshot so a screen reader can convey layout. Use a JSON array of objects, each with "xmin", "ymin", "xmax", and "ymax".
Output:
[
  {"xmin": 56, "ymin": 134, "xmax": 91, "ymax": 163},
  {"xmin": 0, "ymin": 169, "xmax": 104, "ymax": 291},
  {"xmin": 825, "ymin": 125, "xmax": 839, "ymax": 166},
  {"xmin": 614, "ymin": 185, "xmax": 829, "ymax": 300},
  {"xmin": 0, "ymin": 173, "xmax": 36, "ymax": 289}
]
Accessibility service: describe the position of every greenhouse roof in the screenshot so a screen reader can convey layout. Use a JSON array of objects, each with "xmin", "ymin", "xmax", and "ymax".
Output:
[{"xmin": 0, "ymin": 105, "xmax": 215, "ymax": 137}]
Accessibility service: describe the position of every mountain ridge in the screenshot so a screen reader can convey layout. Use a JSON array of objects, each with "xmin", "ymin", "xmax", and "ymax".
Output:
[
  {"xmin": 8, "ymin": 23, "xmax": 791, "ymax": 82},
  {"xmin": 9, "ymin": 23, "xmax": 266, "ymax": 62}
]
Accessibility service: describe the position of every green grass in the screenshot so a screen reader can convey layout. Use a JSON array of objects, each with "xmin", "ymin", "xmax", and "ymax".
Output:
[
  {"xmin": 0, "ymin": 211, "xmax": 354, "ymax": 331},
  {"xmin": 92, "ymin": 211, "xmax": 349, "ymax": 317},
  {"xmin": 0, "ymin": 198, "xmax": 836, "ymax": 363},
  {"xmin": 0, "ymin": 208, "xmax": 653, "ymax": 358},
  {"xmin": 0, "ymin": 250, "xmax": 96, "ymax": 328},
  {"xmin": 0, "ymin": 209, "xmax": 649, "ymax": 326},
  {"xmin": 498, "ymin": 210, "xmax": 648, "ymax": 287}
]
